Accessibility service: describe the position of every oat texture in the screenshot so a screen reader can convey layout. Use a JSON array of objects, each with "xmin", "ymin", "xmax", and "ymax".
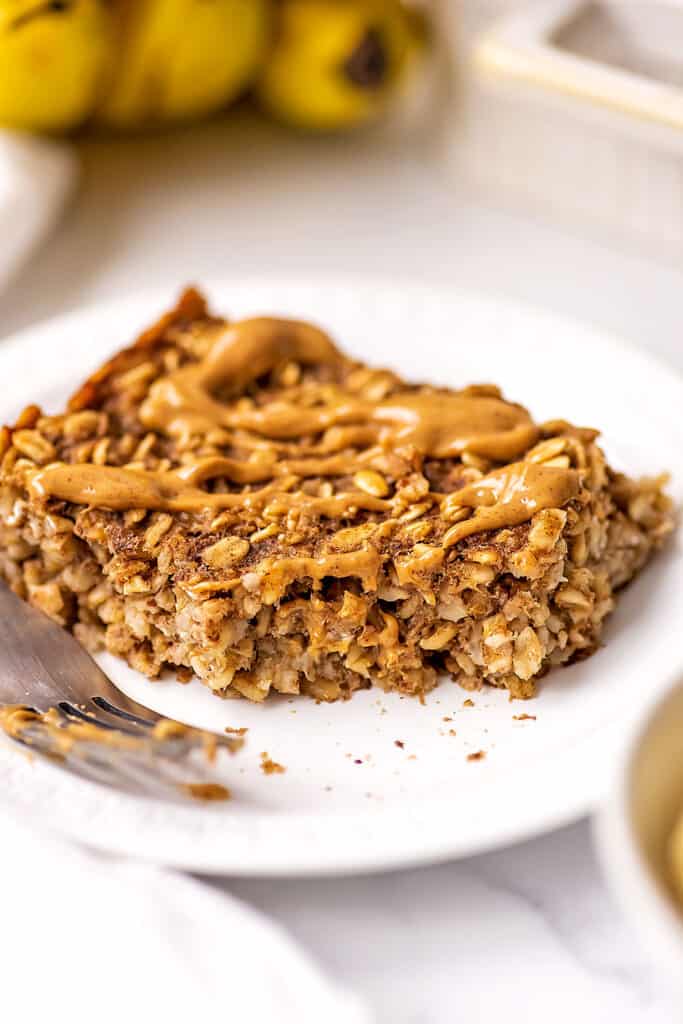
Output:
[{"xmin": 0, "ymin": 290, "xmax": 673, "ymax": 702}]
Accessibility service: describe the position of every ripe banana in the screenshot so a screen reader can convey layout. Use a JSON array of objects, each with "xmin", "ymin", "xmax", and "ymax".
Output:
[
  {"xmin": 255, "ymin": 0, "xmax": 425, "ymax": 131},
  {"xmin": 0, "ymin": 0, "xmax": 427, "ymax": 136},
  {"xmin": 0, "ymin": 0, "xmax": 113, "ymax": 133},
  {"xmin": 98, "ymin": 0, "xmax": 272, "ymax": 127}
]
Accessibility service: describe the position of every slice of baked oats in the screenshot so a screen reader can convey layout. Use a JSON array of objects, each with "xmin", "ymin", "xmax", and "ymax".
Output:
[{"xmin": 0, "ymin": 288, "xmax": 673, "ymax": 702}]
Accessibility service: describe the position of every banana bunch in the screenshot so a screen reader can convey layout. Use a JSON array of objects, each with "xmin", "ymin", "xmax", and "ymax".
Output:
[{"xmin": 0, "ymin": 0, "xmax": 427, "ymax": 134}]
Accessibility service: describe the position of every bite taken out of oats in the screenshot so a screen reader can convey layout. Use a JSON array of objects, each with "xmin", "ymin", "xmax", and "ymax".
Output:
[{"xmin": 0, "ymin": 288, "xmax": 674, "ymax": 703}]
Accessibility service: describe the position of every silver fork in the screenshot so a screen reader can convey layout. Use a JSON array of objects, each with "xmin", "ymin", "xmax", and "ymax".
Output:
[{"xmin": 0, "ymin": 581, "xmax": 240, "ymax": 800}]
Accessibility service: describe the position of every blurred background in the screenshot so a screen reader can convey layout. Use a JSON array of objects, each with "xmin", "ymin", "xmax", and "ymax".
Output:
[{"xmin": 2, "ymin": 0, "xmax": 683, "ymax": 359}]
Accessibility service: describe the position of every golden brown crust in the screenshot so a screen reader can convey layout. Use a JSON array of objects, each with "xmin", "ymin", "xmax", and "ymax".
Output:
[
  {"xmin": 67, "ymin": 286, "xmax": 211, "ymax": 413},
  {"xmin": 0, "ymin": 288, "xmax": 674, "ymax": 704}
]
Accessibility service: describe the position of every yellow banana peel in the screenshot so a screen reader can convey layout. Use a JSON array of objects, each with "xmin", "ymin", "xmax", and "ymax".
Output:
[
  {"xmin": 0, "ymin": 0, "xmax": 113, "ymax": 133},
  {"xmin": 0, "ymin": 0, "xmax": 428, "ymax": 136},
  {"xmin": 98, "ymin": 0, "xmax": 272, "ymax": 127},
  {"xmin": 255, "ymin": 0, "xmax": 426, "ymax": 131}
]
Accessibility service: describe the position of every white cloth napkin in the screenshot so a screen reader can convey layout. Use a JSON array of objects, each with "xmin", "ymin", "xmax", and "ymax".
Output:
[
  {"xmin": 0, "ymin": 804, "xmax": 370, "ymax": 1024},
  {"xmin": 0, "ymin": 131, "xmax": 77, "ymax": 291}
]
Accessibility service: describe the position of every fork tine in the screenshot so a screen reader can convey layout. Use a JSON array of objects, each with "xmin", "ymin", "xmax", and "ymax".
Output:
[
  {"xmin": 90, "ymin": 745, "xmax": 214, "ymax": 799},
  {"xmin": 0, "ymin": 580, "xmax": 164, "ymax": 722},
  {"xmin": 7, "ymin": 724, "xmax": 215, "ymax": 802},
  {"xmin": 61, "ymin": 749, "xmax": 151, "ymax": 797},
  {"xmin": 90, "ymin": 696, "xmax": 156, "ymax": 729},
  {"xmin": 73, "ymin": 746, "xmax": 186, "ymax": 800},
  {"xmin": 57, "ymin": 701, "xmax": 145, "ymax": 738},
  {"xmin": 0, "ymin": 582, "xmax": 244, "ymax": 801}
]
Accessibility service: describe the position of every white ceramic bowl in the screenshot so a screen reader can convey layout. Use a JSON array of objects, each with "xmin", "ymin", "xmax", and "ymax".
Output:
[{"xmin": 596, "ymin": 679, "xmax": 683, "ymax": 997}]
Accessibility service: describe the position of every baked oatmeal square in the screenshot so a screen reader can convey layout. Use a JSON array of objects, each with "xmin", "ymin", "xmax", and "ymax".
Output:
[{"xmin": 0, "ymin": 288, "xmax": 673, "ymax": 702}]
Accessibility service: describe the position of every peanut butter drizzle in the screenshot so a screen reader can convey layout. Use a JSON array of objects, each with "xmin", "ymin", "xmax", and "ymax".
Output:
[
  {"xmin": 139, "ymin": 317, "xmax": 346, "ymax": 439},
  {"xmin": 442, "ymin": 462, "xmax": 581, "ymax": 547},
  {"xmin": 30, "ymin": 316, "xmax": 580, "ymax": 542},
  {"xmin": 138, "ymin": 317, "xmax": 539, "ymax": 461},
  {"xmin": 30, "ymin": 461, "xmax": 389, "ymax": 515},
  {"xmin": 260, "ymin": 548, "xmax": 381, "ymax": 597}
]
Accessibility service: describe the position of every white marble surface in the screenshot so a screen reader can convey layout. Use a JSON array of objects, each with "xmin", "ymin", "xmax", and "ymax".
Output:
[
  {"xmin": 1, "ymin": 112, "xmax": 682, "ymax": 1023},
  {"xmin": 224, "ymin": 822, "xmax": 673, "ymax": 1023}
]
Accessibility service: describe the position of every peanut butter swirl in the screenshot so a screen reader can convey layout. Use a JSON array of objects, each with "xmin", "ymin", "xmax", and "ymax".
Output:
[
  {"xmin": 138, "ymin": 317, "xmax": 539, "ymax": 461},
  {"xmin": 30, "ymin": 461, "xmax": 389, "ymax": 515},
  {"xmin": 442, "ymin": 462, "xmax": 581, "ymax": 547},
  {"xmin": 28, "ymin": 316, "xmax": 581, "ymax": 544}
]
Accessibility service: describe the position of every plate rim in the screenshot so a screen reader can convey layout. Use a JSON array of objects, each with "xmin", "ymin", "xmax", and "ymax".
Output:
[{"xmin": 1, "ymin": 273, "xmax": 681, "ymax": 877}]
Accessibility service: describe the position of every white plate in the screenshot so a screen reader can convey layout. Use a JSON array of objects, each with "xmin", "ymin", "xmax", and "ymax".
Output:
[{"xmin": 0, "ymin": 276, "xmax": 681, "ymax": 877}]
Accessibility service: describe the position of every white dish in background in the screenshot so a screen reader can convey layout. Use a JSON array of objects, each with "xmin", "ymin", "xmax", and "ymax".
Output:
[
  {"xmin": 0, "ymin": 276, "xmax": 681, "ymax": 876},
  {"xmin": 476, "ymin": 0, "xmax": 683, "ymax": 129},
  {"xmin": 449, "ymin": 0, "xmax": 683, "ymax": 256},
  {"xmin": 596, "ymin": 679, "xmax": 683, "ymax": 999}
]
